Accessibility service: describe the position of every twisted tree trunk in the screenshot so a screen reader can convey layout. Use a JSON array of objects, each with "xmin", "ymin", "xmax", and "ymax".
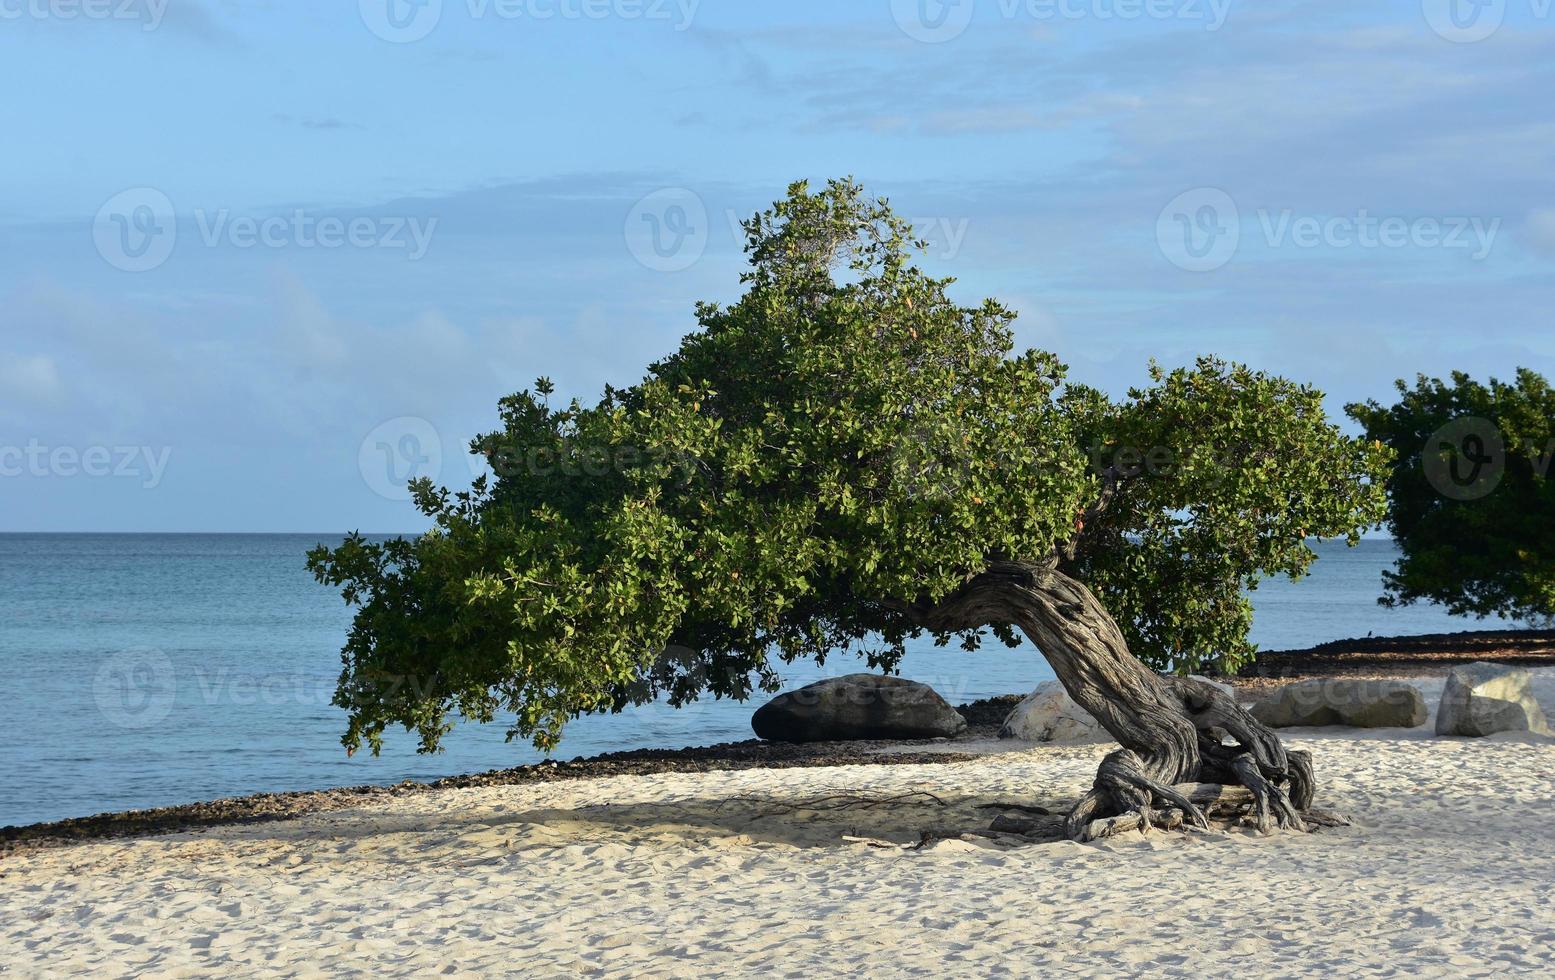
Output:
[{"xmin": 898, "ymin": 561, "xmax": 1315, "ymax": 840}]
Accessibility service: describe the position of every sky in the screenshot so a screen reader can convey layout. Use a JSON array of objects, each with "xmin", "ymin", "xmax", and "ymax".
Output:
[{"xmin": 1, "ymin": 0, "xmax": 1552, "ymax": 532}]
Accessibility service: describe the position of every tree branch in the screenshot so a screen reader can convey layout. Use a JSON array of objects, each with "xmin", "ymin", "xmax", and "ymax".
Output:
[{"xmin": 1062, "ymin": 463, "xmax": 1126, "ymax": 562}]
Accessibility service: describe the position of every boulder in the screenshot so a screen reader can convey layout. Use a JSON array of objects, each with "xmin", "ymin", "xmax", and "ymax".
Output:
[
  {"xmin": 751, "ymin": 674, "xmax": 967, "ymax": 742},
  {"xmin": 999, "ymin": 676, "xmax": 1235, "ymax": 742},
  {"xmin": 1436, "ymin": 662, "xmax": 1552, "ymax": 737},
  {"xmin": 1250, "ymin": 679, "xmax": 1427, "ymax": 729},
  {"xmin": 998, "ymin": 680, "xmax": 1105, "ymax": 742}
]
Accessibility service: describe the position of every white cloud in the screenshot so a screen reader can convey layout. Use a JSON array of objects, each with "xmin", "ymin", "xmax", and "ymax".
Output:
[
  {"xmin": 1522, "ymin": 208, "xmax": 1555, "ymax": 255},
  {"xmin": 0, "ymin": 352, "xmax": 62, "ymax": 403}
]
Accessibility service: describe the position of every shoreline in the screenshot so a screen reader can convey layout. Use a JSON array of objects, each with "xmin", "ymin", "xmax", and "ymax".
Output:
[
  {"xmin": 1239, "ymin": 626, "xmax": 1555, "ymax": 687},
  {"xmin": 7, "ymin": 626, "xmax": 1554, "ymax": 856}
]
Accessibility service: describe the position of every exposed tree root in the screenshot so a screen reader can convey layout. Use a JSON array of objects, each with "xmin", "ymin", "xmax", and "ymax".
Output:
[
  {"xmin": 891, "ymin": 562, "xmax": 1342, "ymax": 844},
  {"xmin": 1076, "ymin": 781, "xmax": 1350, "ymax": 842},
  {"xmin": 1066, "ymin": 678, "xmax": 1329, "ymax": 841}
]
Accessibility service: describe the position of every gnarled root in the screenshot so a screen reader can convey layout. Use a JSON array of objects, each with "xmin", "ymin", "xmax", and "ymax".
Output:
[
  {"xmin": 894, "ymin": 562, "xmax": 1342, "ymax": 845},
  {"xmin": 1065, "ymin": 680, "xmax": 1336, "ymax": 842},
  {"xmin": 1285, "ymin": 749, "xmax": 1316, "ymax": 811},
  {"xmin": 1063, "ymin": 748, "xmax": 1210, "ymax": 840},
  {"xmin": 1230, "ymin": 752, "xmax": 1306, "ymax": 834}
]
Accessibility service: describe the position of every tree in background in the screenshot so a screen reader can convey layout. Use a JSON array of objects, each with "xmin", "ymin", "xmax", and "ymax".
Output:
[
  {"xmin": 1349, "ymin": 369, "xmax": 1555, "ymax": 623},
  {"xmin": 311, "ymin": 179, "xmax": 1389, "ymax": 840}
]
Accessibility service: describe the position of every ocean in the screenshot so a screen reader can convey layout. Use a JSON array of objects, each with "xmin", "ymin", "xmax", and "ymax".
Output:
[{"xmin": 0, "ymin": 534, "xmax": 1524, "ymax": 827}]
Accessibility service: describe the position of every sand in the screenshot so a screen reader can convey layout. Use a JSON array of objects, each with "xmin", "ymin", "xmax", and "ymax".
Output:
[{"xmin": 4, "ymin": 671, "xmax": 1554, "ymax": 978}]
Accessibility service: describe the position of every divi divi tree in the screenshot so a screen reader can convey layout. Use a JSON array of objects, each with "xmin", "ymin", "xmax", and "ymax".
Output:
[{"xmin": 311, "ymin": 179, "xmax": 1390, "ymax": 839}]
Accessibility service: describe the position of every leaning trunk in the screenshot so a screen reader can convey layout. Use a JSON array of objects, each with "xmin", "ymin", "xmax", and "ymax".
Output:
[
  {"xmin": 901, "ymin": 561, "xmax": 1316, "ymax": 840},
  {"xmin": 1006, "ymin": 569, "xmax": 1202, "ymax": 780}
]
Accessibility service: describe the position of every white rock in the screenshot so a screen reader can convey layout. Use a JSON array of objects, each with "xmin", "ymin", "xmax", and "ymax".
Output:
[
  {"xmin": 998, "ymin": 675, "xmax": 1233, "ymax": 743},
  {"xmin": 1436, "ymin": 662, "xmax": 1552, "ymax": 737},
  {"xmin": 998, "ymin": 680, "xmax": 1106, "ymax": 742}
]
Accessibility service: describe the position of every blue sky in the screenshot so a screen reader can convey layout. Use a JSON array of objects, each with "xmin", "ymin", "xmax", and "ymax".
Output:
[{"xmin": 2, "ymin": 0, "xmax": 1552, "ymax": 532}]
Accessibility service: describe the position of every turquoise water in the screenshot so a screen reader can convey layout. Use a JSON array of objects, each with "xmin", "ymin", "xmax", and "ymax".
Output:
[{"xmin": 0, "ymin": 534, "xmax": 1525, "ymax": 827}]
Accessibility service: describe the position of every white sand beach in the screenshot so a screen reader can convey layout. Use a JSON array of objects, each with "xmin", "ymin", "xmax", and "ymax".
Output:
[{"xmin": 4, "ymin": 673, "xmax": 1554, "ymax": 978}]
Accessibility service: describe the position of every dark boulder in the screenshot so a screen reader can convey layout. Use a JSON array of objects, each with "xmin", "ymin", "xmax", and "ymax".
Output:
[
  {"xmin": 1250, "ymin": 678, "xmax": 1427, "ymax": 729},
  {"xmin": 751, "ymin": 674, "xmax": 968, "ymax": 742}
]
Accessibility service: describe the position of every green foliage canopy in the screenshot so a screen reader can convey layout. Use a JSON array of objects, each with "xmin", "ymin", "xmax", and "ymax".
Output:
[
  {"xmin": 1348, "ymin": 369, "xmax": 1555, "ymax": 621},
  {"xmin": 310, "ymin": 178, "xmax": 1389, "ymax": 755}
]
